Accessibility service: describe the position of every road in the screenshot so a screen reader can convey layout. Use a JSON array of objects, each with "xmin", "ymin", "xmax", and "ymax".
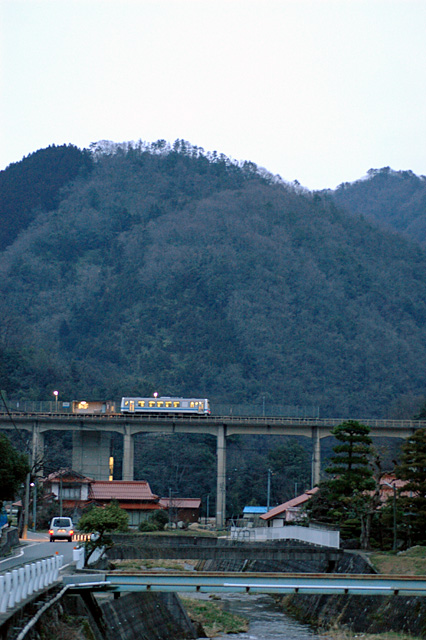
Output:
[{"xmin": 0, "ymin": 531, "xmax": 76, "ymax": 573}]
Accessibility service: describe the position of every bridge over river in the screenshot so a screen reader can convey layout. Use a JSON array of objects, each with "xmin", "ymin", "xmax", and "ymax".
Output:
[
  {"xmin": 64, "ymin": 570, "xmax": 426, "ymax": 597},
  {"xmin": 0, "ymin": 412, "xmax": 424, "ymax": 528}
]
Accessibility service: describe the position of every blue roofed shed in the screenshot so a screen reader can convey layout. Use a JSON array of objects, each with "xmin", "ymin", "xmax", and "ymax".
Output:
[
  {"xmin": 243, "ymin": 506, "xmax": 268, "ymax": 515},
  {"xmin": 242, "ymin": 506, "xmax": 268, "ymax": 524}
]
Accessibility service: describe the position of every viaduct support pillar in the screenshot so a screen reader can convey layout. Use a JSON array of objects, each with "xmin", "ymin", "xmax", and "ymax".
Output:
[
  {"xmin": 72, "ymin": 430, "xmax": 112, "ymax": 480},
  {"xmin": 216, "ymin": 424, "xmax": 227, "ymax": 530},
  {"xmin": 31, "ymin": 423, "xmax": 44, "ymax": 475},
  {"xmin": 312, "ymin": 426, "xmax": 321, "ymax": 487},
  {"xmin": 122, "ymin": 429, "xmax": 134, "ymax": 481}
]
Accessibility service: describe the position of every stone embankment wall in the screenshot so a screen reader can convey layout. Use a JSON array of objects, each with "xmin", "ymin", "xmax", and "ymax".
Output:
[{"xmin": 282, "ymin": 591, "xmax": 426, "ymax": 637}]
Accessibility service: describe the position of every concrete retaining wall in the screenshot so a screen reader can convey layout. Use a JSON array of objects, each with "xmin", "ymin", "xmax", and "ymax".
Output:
[
  {"xmin": 99, "ymin": 592, "xmax": 200, "ymax": 640},
  {"xmin": 232, "ymin": 525, "xmax": 340, "ymax": 548},
  {"xmin": 107, "ymin": 534, "xmax": 343, "ymax": 570},
  {"xmin": 282, "ymin": 592, "xmax": 426, "ymax": 637},
  {"xmin": 0, "ymin": 528, "xmax": 19, "ymax": 558},
  {"xmin": 0, "ymin": 589, "xmax": 200, "ymax": 640}
]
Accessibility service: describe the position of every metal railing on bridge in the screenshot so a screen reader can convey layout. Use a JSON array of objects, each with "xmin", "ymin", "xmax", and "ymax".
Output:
[
  {"xmin": 5, "ymin": 399, "xmax": 320, "ymax": 418},
  {"xmin": 64, "ymin": 571, "xmax": 426, "ymax": 597}
]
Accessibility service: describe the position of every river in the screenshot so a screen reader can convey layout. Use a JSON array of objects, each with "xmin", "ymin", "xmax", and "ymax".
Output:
[{"xmin": 196, "ymin": 593, "xmax": 327, "ymax": 640}]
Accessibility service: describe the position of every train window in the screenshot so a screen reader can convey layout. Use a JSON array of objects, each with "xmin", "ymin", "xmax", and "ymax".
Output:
[
  {"xmin": 190, "ymin": 402, "xmax": 195, "ymax": 408},
  {"xmin": 123, "ymin": 400, "xmax": 129, "ymax": 407},
  {"xmin": 173, "ymin": 401, "xmax": 180, "ymax": 408},
  {"xmin": 137, "ymin": 401, "xmax": 145, "ymax": 407},
  {"xmin": 157, "ymin": 401, "xmax": 164, "ymax": 407},
  {"xmin": 165, "ymin": 401, "xmax": 172, "ymax": 408},
  {"xmin": 149, "ymin": 401, "xmax": 156, "ymax": 407}
]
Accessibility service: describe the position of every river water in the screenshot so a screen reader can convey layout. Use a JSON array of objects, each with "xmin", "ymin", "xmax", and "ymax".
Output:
[{"xmin": 196, "ymin": 593, "xmax": 327, "ymax": 640}]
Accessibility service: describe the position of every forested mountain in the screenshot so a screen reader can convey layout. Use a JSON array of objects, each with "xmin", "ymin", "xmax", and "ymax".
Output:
[
  {"xmin": 0, "ymin": 144, "xmax": 92, "ymax": 250},
  {"xmin": 1, "ymin": 141, "xmax": 426, "ymax": 420},
  {"xmin": 331, "ymin": 167, "xmax": 426, "ymax": 245}
]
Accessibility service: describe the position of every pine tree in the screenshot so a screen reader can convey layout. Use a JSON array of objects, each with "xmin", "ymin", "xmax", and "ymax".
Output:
[
  {"xmin": 397, "ymin": 428, "xmax": 426, "ymax": 544},
  {"xmin": 306, "ymin": 421, "xmax": 376, "ymax": 547}
]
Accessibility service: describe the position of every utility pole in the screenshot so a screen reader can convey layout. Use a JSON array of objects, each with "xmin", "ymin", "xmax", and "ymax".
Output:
[
  {"xmin": 267, "ymin": 468, "xmax": 272, "ymax": 511},
  {"xmin": 60, "ymin": 474, "xmax": 63, "ymax": 517},
  {"xmin": 22, "ymin": 471, "xmax": 31, "ymax": 540}
]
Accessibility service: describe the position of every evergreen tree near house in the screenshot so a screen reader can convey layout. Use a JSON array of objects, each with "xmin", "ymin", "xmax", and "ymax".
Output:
[
  {"xmin": 397, "ymin": 428, "xmax": 426, "ymax": 545},
  {"xmin": 306, "ymin": 421, "xmax": 377, "ymax": 548}
]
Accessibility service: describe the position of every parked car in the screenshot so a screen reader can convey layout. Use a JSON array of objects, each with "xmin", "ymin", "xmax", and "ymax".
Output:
[{"xmin": 49, "ymin": 517, "xmax": 74, "ymax": 542}]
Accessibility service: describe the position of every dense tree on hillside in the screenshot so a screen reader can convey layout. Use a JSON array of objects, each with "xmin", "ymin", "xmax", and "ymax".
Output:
[
  {"xmin": 332, "ymin": 167, "xmax": 426, "ymax": 245},
  {"xmin": 0, "ymin": 144, "xmax": 92, "ymax": 250}
]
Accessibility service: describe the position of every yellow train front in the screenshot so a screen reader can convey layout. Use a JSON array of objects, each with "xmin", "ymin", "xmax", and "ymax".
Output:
[{"xmin": 120, "ymin": 396, "xmax": 210, "ymax": 416}]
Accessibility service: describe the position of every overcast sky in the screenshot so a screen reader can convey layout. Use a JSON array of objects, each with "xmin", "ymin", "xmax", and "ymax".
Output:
[{"xmin": 1, "ymin": 0, "xmax": 426, "ymax": 190}]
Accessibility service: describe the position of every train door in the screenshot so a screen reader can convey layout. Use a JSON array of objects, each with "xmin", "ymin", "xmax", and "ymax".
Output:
[{"xmin": 129, "ymin": 400, "xmax": 135, "ymax": 412}]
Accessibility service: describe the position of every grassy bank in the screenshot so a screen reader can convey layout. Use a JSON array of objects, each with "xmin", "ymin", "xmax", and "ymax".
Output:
[
  {"xmin": 180, "ymin": 596, "xmax": 248, "ymax": 637},
  {"xmin": 370, "ymin": 545, "xmax": 426, "ymax": 575}
]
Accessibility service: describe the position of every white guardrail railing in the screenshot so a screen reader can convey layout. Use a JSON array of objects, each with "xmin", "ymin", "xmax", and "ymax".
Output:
[
  {"xmin": 0, "ymin": 555, "xmax": 63, "ymax": 613},
  {"xmin": 230, "ymin": 525, "xmax": 340, "ymax": 548}
]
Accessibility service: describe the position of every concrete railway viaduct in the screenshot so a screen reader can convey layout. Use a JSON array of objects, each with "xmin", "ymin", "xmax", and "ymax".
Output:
[{"xmin": 0, "ymin": 412, "xmax": 424, "ymax": 528}]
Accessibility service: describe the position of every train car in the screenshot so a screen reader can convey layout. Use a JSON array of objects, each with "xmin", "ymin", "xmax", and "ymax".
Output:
[
  {"xmin": 120, "ymin": 396, "xmax": 210, "ymax": 415},
  {"xmin": 72, "ymin": 400, "xmax": 116, "ymax": 414}
]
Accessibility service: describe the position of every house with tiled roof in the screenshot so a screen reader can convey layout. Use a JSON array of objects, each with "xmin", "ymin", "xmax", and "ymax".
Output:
[
  {"xmin": 159, "ymin": 497, "xmax": 201, "ymax": 524},
  {"xmin": 260, "ymin": 488, "xmax": 319, "ymax": 526},
  {"xmin": 43, "ymin": 469, "xmax": 93, "ymax": 510},
  {"xmin": 42, "ymin": 470, "xmax": 202, "ymax": 528},
  {"xmin": 90, "ymin": 480, "xmax": 163, "ymax": 528}
]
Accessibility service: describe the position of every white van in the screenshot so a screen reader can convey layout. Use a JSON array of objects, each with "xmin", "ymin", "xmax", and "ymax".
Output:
[{"xmin": 49, "ymin": 517, "xmax": 74, "ymax": 542}]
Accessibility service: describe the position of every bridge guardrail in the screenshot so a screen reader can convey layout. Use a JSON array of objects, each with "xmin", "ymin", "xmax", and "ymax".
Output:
[
  {"xmin": 2, "ymin": 412, "xmax": 426, "ymax": 429},
  {"xmin": 0, "ymin": 555, "xmax": 63, "ymax": 613}
]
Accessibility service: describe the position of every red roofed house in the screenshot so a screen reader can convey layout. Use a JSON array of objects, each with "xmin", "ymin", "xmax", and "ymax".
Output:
[
  {"xmin": 90, "ymin": 480, "xmax": 163, "ymax": 528},
  {"xmin": 159, "ymin": 497, "xmax": 201, "ymax": 524},
  {"xmin": 43, "ymin": 469, "xmax": 93, "ymax": 510},
  {"xmin": 378, "ymin": 473, "xmax": 408, "ymax": 501},
  {"xmin": 260, "ymin": 488, "xmax": 319, "ymax": 527},
  {"xmin": 43, "ymin": 470, "xmax": 201, "ymax": 528}
]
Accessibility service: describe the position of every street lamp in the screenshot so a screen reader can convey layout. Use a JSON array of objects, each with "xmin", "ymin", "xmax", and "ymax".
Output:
[
  {"xmin": 53, "ymin": 390, "xmax": 59, "ymax": 412},
  {"xmin": 383, "ymin": 480, "xmax": 397, "ymax": 551}
]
